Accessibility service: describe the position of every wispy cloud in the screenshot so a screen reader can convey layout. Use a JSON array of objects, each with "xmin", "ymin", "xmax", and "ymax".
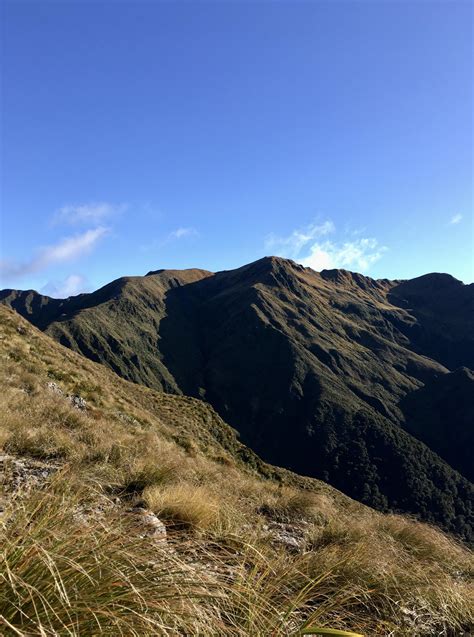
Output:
[
  {"xmin": 0, "ymin": 227, "xmax": 109, "ymax": 280},
  {"xmin": 54, "ymin": 202, "xmax": 126, "ymax": 225},
  {"xmin": 449, "ymin": 213, "xmax": 463, "ymax": 225},
  {"xmin": 41, "ymin": 274, "xmax": 88, "ymax": 298},
  {"xmin": 140, "ymin": 226, "xmax": 199, "ymax": 252},
  {"xmin": 265, "ymin": 219, "xmax": 386, "ymax": 273},
  {"xmin": 168, "ymin": 227, "xmax": 198, "ymax": 240},
  {"xmin": 265, "ymin": 220, "xmax": 334, "ymax": 257}
]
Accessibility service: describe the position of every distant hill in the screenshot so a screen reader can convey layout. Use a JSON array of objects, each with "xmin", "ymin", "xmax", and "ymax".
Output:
[{"xmin": 2, "ymin": 256, "xmax": 473, "ymax": 540}]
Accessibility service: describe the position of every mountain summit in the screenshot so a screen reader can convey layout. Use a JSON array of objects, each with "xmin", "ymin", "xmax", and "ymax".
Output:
[{"xmin": 2, "ymin": 257, "xmax": 473, "ymax": 540}]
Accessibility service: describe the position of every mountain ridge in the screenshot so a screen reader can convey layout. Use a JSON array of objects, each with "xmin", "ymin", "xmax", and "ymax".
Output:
[{"xmin": 2, "ymin": 257, "xmax": 473, "ymax": 540}]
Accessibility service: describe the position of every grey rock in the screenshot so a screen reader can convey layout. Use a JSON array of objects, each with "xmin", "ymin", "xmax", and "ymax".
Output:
[
  {"xmin": 47, "ymin": 381, "xmax": 63, "ymax": 395},
  {"xmin": 0, "ymin": 454, "xmax": 58, "ymax": 493},
  {"xmin": 266, "ymin": 521, "xmax": 306, "ymax": 553},
  {"xmin": 69, "ymin": 395, "xmax": 87, "ymax": 410},
  {"xmin": 46, "ymin": 382, "xmax": 86, "ymax": 410},
  {"xmin": 128, "ymin": 507, "xmax": 167, "ymax": 542}
]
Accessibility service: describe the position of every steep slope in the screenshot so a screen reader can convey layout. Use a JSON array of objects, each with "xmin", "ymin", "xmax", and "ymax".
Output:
[
  {"xmin": 0, "ymin": 268, "xmax": 212, "ymax": 392},
  {"xmin": 0, "ymin": 302, "xmax": 335, "ymax": 491},
  {"xmin": 2, "ymin": 306, "xmax": 474, "ymax": 636},
  {"xmin": 400, "ymin": 367, "xmax": 474, "ymax": 481},
  {"xmin": 388, "ymin": 273, "xmax": 474, "ymax": 370},
  {"xmin": 2, "ymin": 257, "xmax": 473, "ymax": 540}
]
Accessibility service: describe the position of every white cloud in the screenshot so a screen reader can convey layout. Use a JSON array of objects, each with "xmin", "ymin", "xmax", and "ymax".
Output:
[
  {"xmin": 265, "ymin": 220, "xmax": 334, "ymax": 257},
  {"xmin": 168, "ymin": 227, "xmax": 198, "ymax": 240},
  {"xmin": 42, "ymin": 227, "xmax": 108, "ymax": 263},
  {"xmin": 42, "ymin": 274, "xmax": 88, "ymax": 298},
  {"xmin": 0, "ymin": 227, "xmax": 109, "ymax": 280},
  {"xmin": 265, "ymin": 219, "xmax": 386, "ymax": 273},
  {"xmin": 54, "ymin": 202, "xmax": 126, "ymax": 225},
  {"xmin": 139, "ymin": 226, "xmax": 199, "ymax": 252},
  {"xmin": 449, "ymin": 213, "xmax": 463, "ymax": 225},
  {"xmin": 300, "ymin": 238, "xmax": 386, "ymax": 272}
]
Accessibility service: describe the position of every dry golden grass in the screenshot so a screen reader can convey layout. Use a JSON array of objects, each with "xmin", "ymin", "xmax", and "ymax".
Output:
[
  {"xmin": 258, "ymin": 485, "xmax": 337, "ymax": 524},
  {"xmin": 1, "ymin": 304, "xmax": 473, "ymax": 636},
  {"xmin": 143, "ymin": 482, "xmax": 223, "ymax": 531},
  {"xmin": 304, "ymin": 512, "xmax": 474, "ymax": 635},
  {"xmin": 0, "ymin": 480, "xmax": 225, "ymax": 636}
]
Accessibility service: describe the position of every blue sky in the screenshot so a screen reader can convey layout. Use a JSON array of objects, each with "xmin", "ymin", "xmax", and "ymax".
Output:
[{"xmin": 1, "ymin": 0, "xmax": 472, "ymax": 297}]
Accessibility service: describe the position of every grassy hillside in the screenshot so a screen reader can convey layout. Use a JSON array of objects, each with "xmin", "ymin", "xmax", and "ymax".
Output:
[
  {"xmin": 0, "ymin": 304, "xmax": 473, "ymax": 635},
  {"xmin": 2, "ymin": 257, "xmax": 473, "ymax": 539}
]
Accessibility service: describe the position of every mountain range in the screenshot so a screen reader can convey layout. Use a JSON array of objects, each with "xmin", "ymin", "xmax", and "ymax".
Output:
[{"xmin": 2, "ymin": 256, "xmax": 473, "ymax": 541}]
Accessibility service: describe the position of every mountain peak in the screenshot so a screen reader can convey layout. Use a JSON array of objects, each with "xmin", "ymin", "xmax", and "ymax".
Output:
[
  {"xmin": 397, "ymin": 272, "xmax": 464, "ymax": 292},
  {"xmin": 238, "ymin": 255, "xmax": 303, "ymax": 272},
  {"xmin": 145, "ymin": 267, "xmax": 213, "ymax": 280}
]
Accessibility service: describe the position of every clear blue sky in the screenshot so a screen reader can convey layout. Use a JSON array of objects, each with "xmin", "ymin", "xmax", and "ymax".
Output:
[{"xmin": 1, "ymin": 0, "xmax": 472, "ymax": 297}]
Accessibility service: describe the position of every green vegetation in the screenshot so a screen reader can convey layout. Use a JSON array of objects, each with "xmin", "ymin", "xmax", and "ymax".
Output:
[
  {"xmin": 1, "ymin": 305, "xmax": 473, "ymax": 635},
  {"xmin": 2, "ymin": 257, "xmax": 473, "ymax": 540}
]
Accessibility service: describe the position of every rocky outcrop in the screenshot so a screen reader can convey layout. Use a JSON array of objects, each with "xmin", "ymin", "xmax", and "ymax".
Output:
[{"xmin": 47, "ymin": 381, "xmax": 87, "ymax": 410}]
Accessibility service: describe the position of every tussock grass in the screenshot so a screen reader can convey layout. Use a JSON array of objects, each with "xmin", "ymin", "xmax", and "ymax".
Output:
[
  {"xmin": 143, "ymin": 482, "xmax": 223, "ymax": 531},
  {"xmin": 114, "ymin": 440, "xmax": 183, "ymax": 494},
  {"xmin": 119, "ymin": 458, "xmax": 179, "ymax": 494},
  {"xmin": 0, "ymin": 481, "xmax": 222, "ymax": 636},
  {"xmin": 305, "ymin": 512, "xmax": 474, "ymax": 635},
  {"xmin": 259, "ymin": 486, "xmax": 336, "ymax": 524},
  {"xmin": 1, "ymin": 305, "xmax": 473, "ymax": 636},
  {"xmin": 215, "ymin": 542, "xmax": 340, "ymax": 635}
]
